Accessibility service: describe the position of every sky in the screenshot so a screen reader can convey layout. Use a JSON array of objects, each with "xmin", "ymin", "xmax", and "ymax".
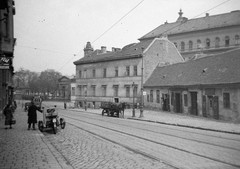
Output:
[{"xmin": 14, "ymin": 0, "xmax": 240, "ymax": 77}]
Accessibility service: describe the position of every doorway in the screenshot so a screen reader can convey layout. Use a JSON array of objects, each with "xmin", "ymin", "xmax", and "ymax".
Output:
[{"xmin": 190, "ymin": 92, "xmax": 198, "ymax": 115}]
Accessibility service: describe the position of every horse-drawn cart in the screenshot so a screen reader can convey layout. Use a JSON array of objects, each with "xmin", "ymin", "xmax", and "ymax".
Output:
[{"xmin": 100, "ymin": 102, "xmax": 125, "ymax": 118}]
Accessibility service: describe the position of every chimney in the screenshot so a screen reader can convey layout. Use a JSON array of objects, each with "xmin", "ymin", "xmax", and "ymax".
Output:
[
  {"xmin": 101, "ymin": 46, "xmax": 106, "ymax": 53},
  {"xmin": 206, "ymin": 13, "xmax": 209, "ymax": 17}
]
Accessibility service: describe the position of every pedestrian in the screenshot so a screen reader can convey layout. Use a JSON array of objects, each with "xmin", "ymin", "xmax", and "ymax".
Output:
[
  {"xmin": 3, "ymin": 104, "xmax": 13, "ymax": 129},
  {"xmin": 28, "ymin": 101, "xmax": 42, "ymax": 130}
]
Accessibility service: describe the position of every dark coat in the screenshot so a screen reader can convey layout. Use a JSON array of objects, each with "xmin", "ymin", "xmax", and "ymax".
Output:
[
  {"xmin": 4, "ymin": 105, "xmax": 13, "ymax": 125},
  {"xmin": 28, "ymin": 104, "xmax": 42, "ymax": 124}
]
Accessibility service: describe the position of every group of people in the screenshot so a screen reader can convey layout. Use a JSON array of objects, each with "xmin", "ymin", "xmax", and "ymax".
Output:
[{"xmin": 2, "ymin": 100, "xmax": 42, "ymax": 130}]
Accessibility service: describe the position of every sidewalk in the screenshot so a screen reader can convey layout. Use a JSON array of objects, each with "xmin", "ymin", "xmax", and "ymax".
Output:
[
  {"xmin": 0, "ymin": 106, "xmax": 72, "ymax": 169},
  {"xmin": 70, "ymin": 107, "xmax": 240, "ymax": 135}
]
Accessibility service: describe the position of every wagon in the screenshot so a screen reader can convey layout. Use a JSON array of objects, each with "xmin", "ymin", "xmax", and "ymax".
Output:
[{"xmin": 100, "ymin": 102, "xmax": 125, "ymax": 118}]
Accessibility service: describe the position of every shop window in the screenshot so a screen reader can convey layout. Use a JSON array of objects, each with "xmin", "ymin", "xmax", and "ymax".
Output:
[
  {"xmin": 206, "ymin": 38, "xmax": 210, "ymax": 49},
  {"xmin": 150, "ymin": 90, "xmax": 153, "ymax": 102},
  {"xmin": 235, "ymin": 35, "xmax": 240, "ymax": 46},
  {"xmin": 223, "ymin": 93, "xmax": 230, "ymax": 109},
  {"xmin": 225, "ymin": 36, "xmax": 230, "ymax": 47},
  {"xmin": 184, "ymin": 94, "xmax": 188, "ymax": 106},
  {"xmin": 156, "ymin": 90, "xmax": 160, "ymax": 103}
]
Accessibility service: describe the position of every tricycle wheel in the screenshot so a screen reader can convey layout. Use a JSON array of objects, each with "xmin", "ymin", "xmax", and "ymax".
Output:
[
  {"xmin": 52, "ymin": 123, "xmax": 57, "ymax": 134},
  {"xmin": 38, "ymin": 121, "xmax": 43, "ymax": 132},
  {"xmin": 60, "ymin": 118, "xmax": 66, "ymax": 129}
]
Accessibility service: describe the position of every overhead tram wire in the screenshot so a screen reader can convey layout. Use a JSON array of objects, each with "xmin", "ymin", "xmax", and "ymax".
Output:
[
  {"xmin": 92, "ymin": 0, "xmax": 145, "ymax": 44},
  {"xmin": 57, "ymin": 0, "xmax": 145, "ymax": 73}
]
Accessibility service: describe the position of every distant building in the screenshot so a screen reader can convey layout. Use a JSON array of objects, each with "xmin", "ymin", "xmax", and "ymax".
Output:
[
  {"xmin": 58, "ymin": 76, "xmax": 71, "ymax": 101},
  {"xmin": 0, "ymin": 0, "xmax": 16, "ymax": 110},
  {"xmin": 139, "ymin": 10, "xmax": 240, "ymax": 60},
  {"xmin": 73, "ymin": 38, "xmax": 184, "ymax": 108},
  {"xmin": 144, "ymin": 48, "xmax": 240, "ymax": 122}
]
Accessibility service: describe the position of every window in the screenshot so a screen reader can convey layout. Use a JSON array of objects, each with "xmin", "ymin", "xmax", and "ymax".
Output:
[
  {"xmin": 150, "ymin": 90, "xmax": 153, "ymax": 102},
  {"xmin": 79, "ymin": 70, "xmax": 82, "ymax": 78},
  {"xmin": 184, "ymin": 94, "xmax": 188, "ymax": 106},
  {"xmin": 115, "ymin": 67, "xmax": 118, "ymax": 77},
  {"xmin": 83, "ymin": 85, "xmax": 87, "ymax": 96},
  {"xmin": 84, "ymin": 69, "xmax": 87, "ymax": 78},
  {"xmin": 126, "ymin": 86, "xmax": 130, "ymax": 97},
  {"xmin": 113, "ymin": 85, "xmax": 119, "ymax": 97},
  {"xmin": 92, "ymin": 69, "xmax": 96, "ymax": 78},
  {"xmin": 133, "ymin": 86, "xmax": 138, "ymax": 97},
  {"xmin": 91, "ymin": 85, "xmax": 96, "ymax": 96},
  {"xmin": 180, "ymin": 41, "xmax": 185, "ymax": 51},
  {"xmin": 103, "ymin": 68, "xmax": 107, "ymax": 78},
  {"xmin": 215, "ymin": 37, "xmax": 220, "ymax": 48},
  {"xmin": 126, "ymin": 66, "xmax": 130, "ymax": 76},
  {"xmin": 156, "ymin": 90, "xmax": 160, "ymax": 103},
  {"xmin": 71, "ymin": 87, "xmax": 75, "ymax": 96},
  {"xmin": 102, "ymin": 85, "xmax": 107, "ymax": 97},
  {"xmin": 197, "ymin": 39, "xmax": 202, "ymax": 49},
  {"xmin": 78, "ymin": 85, "xmax": 82, "ymax": 96},
  {"xmin": 133, "ymin": 65, "xmax": 137, "ymax": 76},
  {"xmin": 206, "ymin": 39, "xmax": 210, "ymax": 49},
  {"xmin": 223, "ymin": 93, "xmax": 230, "ymax": 109},
  {"xmin": 189, "ymin": 41, "xmax": 193, "ymax": 51},
  {"xmin": 235, "ymin": 35, "xmax": 240, "ymax": 46},
  {"xmin": 225, "ymin": 36, "xmax": 230, "ymax": 47}
]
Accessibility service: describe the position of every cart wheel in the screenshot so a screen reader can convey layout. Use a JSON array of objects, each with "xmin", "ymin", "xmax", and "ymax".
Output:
[
  {"xmin": 38, "ymin": 121, "xmax": 43, "ymax": 132},
  {"xmin": 60, "ymin": 118, "xmax": 66, "ymax": 129}
]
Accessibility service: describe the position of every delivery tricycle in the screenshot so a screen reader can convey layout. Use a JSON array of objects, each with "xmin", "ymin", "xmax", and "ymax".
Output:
[{"xmin": 38, "ymin": 106, "xmax": 66, "ymax": 134}]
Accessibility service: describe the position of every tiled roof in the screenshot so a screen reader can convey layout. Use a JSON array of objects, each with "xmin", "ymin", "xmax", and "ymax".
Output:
[
  {"xmin": 73, "ymin": 40, "xmax": 153, "ymax": 65},
  {"xmin": 144, "ymin": 48, "xmax": 240, "ymax": 87},
  {"xmin": 139, "ymin": 10, "xmax": 240, "ymax": 40}
]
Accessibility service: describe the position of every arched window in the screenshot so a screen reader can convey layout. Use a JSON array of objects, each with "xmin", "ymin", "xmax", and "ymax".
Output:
[
  {"xmin": 235, "ymin": 35, "xmax": 240, "ymax": 45},
  {"xmin": 206, "ymin": 38, "xmax": 210, "ymax": 49},
  {"xmin": 215, "ymin": 37, "xmax": 220, "ymax": 48},
  {"xmin": 189, "ymin": 41, "xmax": 193, "ymax": 51},
  {"xmin": 225, "ymin": 36, "xmax": 230, "ymax": 47},
  {"xmin": 197, "ymin": 39, "xmax": 202, "ymax": 49},
  {"xmin": 181, "ymin": 41, "xmax": 185, "ymax": 51}
]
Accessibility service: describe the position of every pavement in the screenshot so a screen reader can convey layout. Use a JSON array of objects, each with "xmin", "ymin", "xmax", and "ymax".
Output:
[{"xmin": 0, "ymin": 106, "xmax": 73, "ymax": 169}]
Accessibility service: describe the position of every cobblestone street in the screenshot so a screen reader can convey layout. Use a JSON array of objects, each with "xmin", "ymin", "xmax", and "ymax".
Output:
[{"xmin": 46, "ymin": 122, "xmax": 173, "ymax": 169}]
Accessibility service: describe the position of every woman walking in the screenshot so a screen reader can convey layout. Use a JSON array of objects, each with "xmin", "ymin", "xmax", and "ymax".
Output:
[{"xmin": 3, "ymin": 104, "xmax": 13, "ymax": 129}]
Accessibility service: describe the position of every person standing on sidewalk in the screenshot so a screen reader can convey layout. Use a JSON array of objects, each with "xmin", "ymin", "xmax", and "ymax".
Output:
[
  {"xmin": 3, "ymin": 104, "xmax": 13, "ymax": 129},
  {"xmin": 28, "ymin": 101, "xmax": 42, "ymax": 130}
]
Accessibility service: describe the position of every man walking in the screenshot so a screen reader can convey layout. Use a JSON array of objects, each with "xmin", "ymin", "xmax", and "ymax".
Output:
[{"xmin": 28, "ymin": 101, "xmax": 42, "ymax": 130}]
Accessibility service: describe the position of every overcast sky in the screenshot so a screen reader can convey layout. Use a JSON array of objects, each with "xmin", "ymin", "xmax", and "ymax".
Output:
[{"xmin": 14, "ymin": 0, "xmax": 240, "ymax": 76}]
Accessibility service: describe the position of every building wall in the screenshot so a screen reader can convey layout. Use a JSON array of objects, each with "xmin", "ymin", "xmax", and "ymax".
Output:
[
  {"xmin": 75, "ymin": 38, "xmax": 183, "ymax": 108},
  {"xmin": 0, "ymin": 0, "xmax": 15, "ymax": 110},
  {"xmin": 144, "ymin": 86, "xmax": 240, "ymax": 122},
  {"xmin": 169, "ymin": 26, "xmax": 240, "ymax": 59}
]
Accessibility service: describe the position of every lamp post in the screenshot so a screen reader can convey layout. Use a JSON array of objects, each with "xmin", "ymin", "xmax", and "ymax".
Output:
[
  {"xmin": 139, "ymin": 48, "xmax": 144, "ymax": 118},
  {"xmin": 132, "ymin": 82, "xmax": 135, "ymax": 117}
]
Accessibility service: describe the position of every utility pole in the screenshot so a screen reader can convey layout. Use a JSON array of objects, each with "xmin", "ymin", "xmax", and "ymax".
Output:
[
  {"xmin": 139, "ymin": 48, "xmax": 144, "ymax": 118},
  {"xmin": 132, "ymin": 82, "xmax": 135, "ymax": 117}
]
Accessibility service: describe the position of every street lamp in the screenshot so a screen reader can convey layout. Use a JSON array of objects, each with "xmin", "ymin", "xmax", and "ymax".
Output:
[
  {"xmin": 132, "ymin": 82, "xmax": 135, "ymax": 117},
  {"xmin": 139, "ymin": 47, "xmax": 144, "ymax": 118}
]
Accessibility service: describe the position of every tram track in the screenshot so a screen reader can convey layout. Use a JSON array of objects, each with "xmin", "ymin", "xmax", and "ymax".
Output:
[
  {"xmin": 62, "ymin": 109, "xmax": 240, "ymax": 150},
  {"xmin": 61, "ymin": 113, "xmax": 240, "ymax": 169}
]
